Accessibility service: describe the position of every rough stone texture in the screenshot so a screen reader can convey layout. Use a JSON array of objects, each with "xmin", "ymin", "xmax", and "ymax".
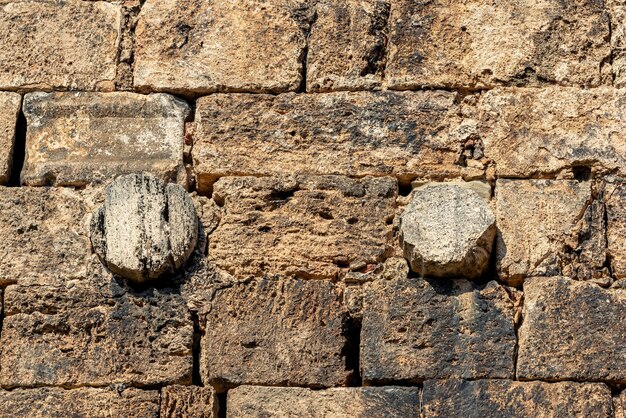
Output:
[
  {"xmin": 473, "ymin": 87, "xmax": 626, "ymax": 178},
  {"xmin": 0, "ymin": 387, "xmax": 159, "ymax": 418},
  {"xmin": 306, "ymin": 0, "xmax": 390, "ymax": 92},
  {"xmin": 161, "ymin": 386, "xmax": 218, "ymax": 418},
  {"xmin": 386, "ymin": 0, "xmax": 610, "ymax": 89},
  {"xmin": 90, "ymin": 173, "xmax": 198, "ymax": 283},
  {"xmin": 22, "ymin": 92, "xmax": 189, "ymax": 187},
  {"xmin": 228, "ymin": 386, "xmax": 420, "ymax": 418},
  {"xmin": 201, "ymin": 277, "xmax": 351, "ymax": 388},
  {"xmin": 518, "ymin": 276, "xmax": 626, "ymax": 382},
  {"xmin": 361, "ymin": 277, "xmax": 516, "ymax": 383},
  {"xmin": 606, "ymin": 178, "xmax": 626, "ymax": 279},
  {"xmin": 495, "ymin": 180, "xmax": 605, "ymax": 285},
  {"xmin": 209, "ymin": 176, "xmax": 395, "ymax": 280},
  {"xmin": 0, "ymin": 0, "xmax": 121, "ymax": 91},
  {"xmin": 0, "ymin": 92, "xmax": 20, "ymax": 184},
  {"xmin": 610, "ymin": 5, "xmax": 626, "ymax": 87},
  {"xmin": 1, "ymin": 276, "xmax": 193, "ymax": 388},
  {"xmin": 616, "ymin": 390, "xmax": 626, "ymax": 418},
  {"xmin": 422, "ymin": 379, "xmax": 613, "ymax": 418},
  {"xmin": 399, "ymin": 183, "xmax": 495, "ymax": 279},
  {"xmin": 134, "ymin": 0, "xmax": 306, "ymax": 94},
  {"xmin": 192, "ymin": 91, "xmax": 478, "ymax": 193},
  {"xmin": 0, "ymin": 186, "xmax": 92, "ymax": 286}
]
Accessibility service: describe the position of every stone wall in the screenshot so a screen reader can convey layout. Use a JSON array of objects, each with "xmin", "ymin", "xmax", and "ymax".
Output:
[{"xmin": 0, "ymin": 0, "xmax": 625, "ymax": 417}]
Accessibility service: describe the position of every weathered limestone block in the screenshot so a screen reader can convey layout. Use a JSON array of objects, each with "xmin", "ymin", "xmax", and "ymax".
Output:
[
  {"xmin": 518, "ymin": 277, "xmax": 626, "ymax": 382},
  {"xmin": 474, "ymin": 87, "xmax": 626, "ymax": 177},
  {"xmin": 0, "ymin": 92, "xmax": 21, "ymax": 184},
  {"xmin": 193, "ymin": 91, "xmax": 476, "ymax": 193},
  {"xmin": 0, "ymin": 0, "xmax": 121, "ymax": 91},
  {"xmin": 202, "ymin": 277, "xmax": 351, "ymax": 388},
  {"xmin": 361, "ymin": 277, "xmax": 516, "ymax": 383},
  {"xmin": 134, "ymin": 0, "xmax": 307, "ymax": 94},
  {"xmin": 307, "ymin": 0, "xmax": 389, "ymax": 92},
  {"xmin": 228, "ymin": 386, "xmax": 420, "ymax": 418},
  {"xmin": 209, "ymin": 176, "xmax": 395, "ymax": 280},
  {"xmin": 386, "ymin": 0, "xmax": 610, "ymax": 89},
  {"xmin": 422, "ymin": 379, "xmax": 613, "ymax": 418},
  {"xmin": 161, "ymin": 386, "xmax": 218, "ymax": 418},
  {"xmin": 22, "ymin": 92, "xmax": 189, "ymax": 187},
  {"xmin": 400, "ymin": 183, "xmax": 495, "ymax": 279},
  {"xmin": 495, "ymin": 180, "xmax": 604, "ymax": 285},
  {"xmin": 1, "ymin": 276, "xmax": 193, "ymax": 387},
  {"xmin": 91, "ymin": 173, "xmax": 198, "ymax": 283},
  {"xmin": 0, "ymin": 186, "xmax": 92, "ymax": 286},
  {"xmin": 0, "ymin": 387, "xmax": 159, "ymax": 418},
  {"xmin": 607, "ymin": 178, "xmax": 626, "ymax": 279}
]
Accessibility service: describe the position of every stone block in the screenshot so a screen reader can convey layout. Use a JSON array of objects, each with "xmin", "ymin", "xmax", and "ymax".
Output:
[
  {"xmin": 22, "ymin": 92, "xmax": 189, "ymax": 187},
  {"xmin": 386, "ymin": 0, "xmax": 610, "ymax": 89},
  {"xmin": 0, "ymin": 0, "xmax": 121, "ymax": 91},
  {"xmin": 201, "ymin": 277, "xmax": 351, "ymax": 388},
  {"xmin": 134, "ymin": 0, "xmax": 307, "ymax": 94},
  {"xmin": 192, "ymin": 91, "xmax": 475, "ymax": 193},
  {"xmin": 208, "ymin": 176, "xmax": 395, "ymax": 281},
  {"xmin": 361, "ymin": 277, "xmax": 516, "ymax": 383},
  {"xmin": 517, "ymin": 276, "xmax": 626, "ymax": 382},
  {"xmin": 161, "ymin": 386, "xmax": 218, "ymax": 418},
  {"xmin": 0, "ymin": 92, "xmax": 21, "ymax": 184}
]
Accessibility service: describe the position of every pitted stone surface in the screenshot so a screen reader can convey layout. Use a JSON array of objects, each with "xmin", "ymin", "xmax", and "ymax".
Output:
[
  {"xmin": 0, "ymin": 93, "xmax": 21, "ymax": 185},
  {"xmin": 161, "ymin": 386, "xmax": 218, "ymax": 418},
  {"xmin": 90, "ymin": 173, "xmax": 198, "ymax": 283},
  {"xmin": 400, "ymin": 183, "xmax": 495, "ymax": 279}
]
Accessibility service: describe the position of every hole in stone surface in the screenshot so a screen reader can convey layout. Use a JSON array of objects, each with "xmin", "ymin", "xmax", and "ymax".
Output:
[
  {"xmin": 346, "ymin": 217, "xmax": 359, "ymax": 225},
  {"xmin": 319, "ymin": 210, "xmax": 334, "ymax": 220},
  {"xmin": 572, "ymin": 165, "xmax": 592, "ymax": 181},
  {"xmin": 8, "ymin": 108, "xmax": 27, "ymax": 187}
]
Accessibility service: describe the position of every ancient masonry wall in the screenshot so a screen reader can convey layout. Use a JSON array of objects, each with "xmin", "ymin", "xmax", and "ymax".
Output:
[{"xmin": 0, "ymin": 0, "xmax": 626, "ymax": 417}]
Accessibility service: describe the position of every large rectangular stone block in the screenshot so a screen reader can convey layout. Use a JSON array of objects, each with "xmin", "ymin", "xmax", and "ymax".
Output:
[
  {"xmin": 386, "ymin": 0, "xmax": 610, "ymax": 89},
  {"xmin": 134, "ymin": 0, "xmax": 306, "ymax": 94},
  {"xmin": 495, "ymin": 180, "xmax": 604, "ymax": 285},
  {"xmin": 0, "ymin": 186, "xmax": 92, "ymax": 286},
  {"xmin": 474, "ymin": 87, "xmax": 626, "ymax": 177},
  {"xmin": 228, "ymin": 386, "xmax": 420, "ymax": 418},
  {"xmin": 208, "ymin": 176, "xmax": 396, "ymax": 281},
  {"xmin": 0, "ymin": 0, "xmax": 121, "ymax": 91},
  {"xmin": 1, "ymin": 276, "xmax": 193, "ymax": 388},
  {"xmin": 422, "ymin": 379, "xmax": 612, "ymax": 418},
  {"xmin": 0, "ymin": 92, "xmax": 21, "ymax": 184},
  {"xmin": 192, "ymin": 91, "xmax": 475, "ymax": 194},
  {"xmin": 607, "ymin": 178, "xmax": 626, "ymax": 279},
  {"xmin": 361, "ymin": 277, "xmax": 516, "ymax": 383},
  {"xmin": 201, "ymin": 277, "xmax": 351, "ymax": 388},
  {"xmin": 22, "ymin": 92, "xmax": 189, "ymax": 187},
  {"xmin": 0, "ymin": 387, "xmax": 159, "ymax": 418},
  {"xmin": 518, "ymin": 276, "xmax": 626, "ymax": 382},
  {"xmin": 306, "ymin": 0, "xmax": 389, "ymax": 92}
]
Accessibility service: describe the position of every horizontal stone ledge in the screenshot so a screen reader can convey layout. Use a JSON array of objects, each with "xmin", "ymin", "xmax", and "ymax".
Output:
[
  {"xmin": 228, "ymin": 385, "xmax": 420, "ymax": 417},
  {"xmin": 192, "ymin": 90, "xmax": 481, "ymax": 194},
  {"xmin": 518, "ymin": 276, "xmax": 626, "ymax": 383},
  {"xmin": 22, "ymin": 92, "xmax": 189, "ymax": 188},
  {"xmin": 422, "ymin": 379, "xmax": 612, "ymax": 418}
]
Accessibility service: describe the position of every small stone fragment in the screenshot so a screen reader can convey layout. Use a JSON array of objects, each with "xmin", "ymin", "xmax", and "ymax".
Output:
[
  {"xmin": 606, "ymin": 178, "xmax": 626, "ymax": 279},
  {"xmin": 90, "ymin": 173, "xmax": 198, "ymax": 283},
  {"xmin": 134, "ymin": 0, "xmax": 306, "ymax": 94},
  {"xmin": 422, "ymin": 379, "xmax": 612, "ymax": 418},
  {"xmin": 0, "ymin": 0, "xmax": 121, "ymax": 91},
  {"xmin": 518, "ymin": 276, "xmax": 626, "ymax": 382},
  {"xmin": 161, "ymin": 386, "xmax": 218, "ymax": 418},
  {"xmin": 0, "ymin": 93, "xmax": 21, "ymax": 185},
  {"xmin": 0, "ymin": 387, "xmax": 159, "ymax": 418},
  {"xmin": 399, "ymin": 183, "xmax": 495, "ymax": 279},
  {"xmin": 386, "ymin": 0, "xmax": 610, "ymax": 89},
  {"xmin": 361, "ymin": 277, "xmax": 516, "ymax": 383},
  {"xmin": 495, "ymin": 180, "xmax": 596, "ymax": 285},
  {"xmin": 306, "ymin": 0, "xmax": 390, "ymax": 92},
  {"xmin": 208, "ymin": 176, "xmax": 395, "ymax": 281},
  {"xmin": 192, "ymin": 91, "xmax": 474, "ymax": 193},
  {"xmin": 22, "ymin": 92, "xmax": 189, "ymax": 187},
  {"xmin": 201, "ymin": 277, "xmax": 351, "ymax": 388},
  {"xmin": 228, "ymin": 386, "xmax": 420, "ymax": 418}
]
